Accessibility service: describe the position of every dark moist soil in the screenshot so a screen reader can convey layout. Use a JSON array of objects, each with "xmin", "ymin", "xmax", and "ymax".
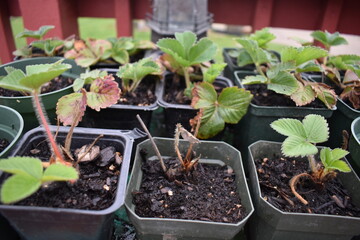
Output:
[
  {"xmin": 117, "ymin": 75, "xmax": 157, "ymax": 106},
  {"xmin": 0, "ymin": 76, "xmax": 73, "ymax": 97},
  {"xmin": 255, "ymin": 154, "xmax": 360, "ymax": 216},
  {"xmin": 0, "ymin": 138, "xmax": 10, "ymax": 153},
  {"xmin": 164, "ymin": 74, "xmax": 225, "ymax": 105},
  {"xmin": 6, "ymin": 139, "xmax": 121, "ymax": 210},
  {"xmin": 133, "ymin": 155, "xmax": 247, "ymax": 223},
  {"xmin": 245, "ymin": 84, "xmax": 327, "ymax": 108}
]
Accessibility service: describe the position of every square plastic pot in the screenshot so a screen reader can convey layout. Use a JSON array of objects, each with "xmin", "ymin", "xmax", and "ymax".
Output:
[
  {"xmin": 157, "ymin": 72, "xmax": 233, "ymax": 137},
  {"xmin": 125, "ymin": 137, "xmax": 254, "ymax": 240},
  {"xmin": 233, "ymin": 71, "xmax": 335, "ymax": 164},
  {"xmin": 0, "ymin": 126, "xmax": 133, "ymax": 240},
  {"xmin": 0, "ymin": 57, "xmax": 86, "ymax": 131},
  {"xmin": 246, "ymin": 140, "xmax": 360, "ymax": 240},
  {"xmin": 0, "ymin": 105, "xmax": 23, "ymax": 158},
  {"xmin": 350, "ymin": 117, "xmax": 360, "ymax": 175}
]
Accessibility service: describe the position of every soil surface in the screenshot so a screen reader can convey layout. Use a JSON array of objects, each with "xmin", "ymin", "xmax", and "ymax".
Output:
[
  {"xmin": 0, "ymin": 138, "xmax": 10, "ymax": 153},
  {"xmin": 255, "ymin": 154, "xmax": 360, "ymax": 216},
  {"xmin": 0, "ymin": 76, "xmax": 73, "ymax": 97},
  {"xmin": 133, "ymin": 155, "xmax": 247, "ymax": 223},
  {"xmin": 245, "ymin": 84, "xmax": 326, "ymax": 108},
  {"xmin": 117, "ymin": 75, "xmax": 157, "ymax": 106},
  {"xmin": 4, "ymin": 138, "xmax": 122, "ymax": 210}
]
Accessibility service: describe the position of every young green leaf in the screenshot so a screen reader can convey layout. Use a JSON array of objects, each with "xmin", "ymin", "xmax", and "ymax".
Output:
[
  {"xmin": 281, "ymin": 46, "xmax": 328, "ymax": 67},
  {"xmin": 0, "ymin": 157, "xmax": 78, "ymax": 204},
  {"xmin": 320, "ymin": 148, "xmax": 351, "ymax": 172},
  {"xmin": 191, "ymin": 82, "xmax": 252, "ymax": 139},
  {"xmin": 248, "ymin": 27, "xmax": 276, "ymax": 48},
  {"xmin": 32, "ymin": 39, "xmax": 64, "ymax": 56},
  {"xmin": 268, "ymin": 70, "xmax": 299, "ymax": 95},
  {"xmin": 16, "ymin": 25, "xmax": 55, "ymax": 39},
  {"xmin": 73, "ymin": 70, "xmax": 108, "ymax": 92},
  {"xmin": 202, "ymin": 63, "xmax": 227, "ymax": 83},
  {"xmin": 270, "ymin": 114, "xmax": 329, "ymax": 157},
  {"xmin": 311, "ymin": 30, "xmax": 348, "ymax": 50},
  {"xmin": 235, "ymin": 39, "xmax": 273, "ymax": 67},
  {"xmin": 117, "ymin": 58, "xmax": 163, "ymax": 93}
]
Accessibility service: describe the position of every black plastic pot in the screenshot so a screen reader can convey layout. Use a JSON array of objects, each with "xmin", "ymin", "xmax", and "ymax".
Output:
[
  {"xmin": 0, "ymin": 126, "xmax": 135, "ymax": 240},
  {"xmin": 306, "ymin": 74, "xmax": 360, "ymax": 149},
  {"xmin": 80, "ymin": 68, "xmax": 160, "ymax": 130},
  {"xmin": 157, "ymin": 72, "xmax": 233, "ymax": 137},
  {"xmin": 233, "ymin": 71, "xmax": 335, "ymax": 164},
  {"xmin": 350, "ymin": 117, "xmax": 360, "ymax": 176},
  {"xmin": 125, "ymin": 137, "xmax": 254, "ymax": 240},
  {"xmin": 246, "ymin": 140, "xmax": 360, "ymax": 240},
  {"xmin": 0, "ymin": 57, "xmax": 86, "ymax": 131},
  {"xmin": 0, "ymin": 105, "xmax": 24, "ymax": 158}
]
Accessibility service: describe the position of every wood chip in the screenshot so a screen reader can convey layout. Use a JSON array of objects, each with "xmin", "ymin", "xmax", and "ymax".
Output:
[{"xmin": 331, "ymin": 195, "xmax": 345, "ymax": 208}]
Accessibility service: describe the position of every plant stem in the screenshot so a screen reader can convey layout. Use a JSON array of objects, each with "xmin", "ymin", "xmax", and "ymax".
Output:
[
  {"xmin": 308, "ymin": 154, "xmax": 318, "ymax": 173},
  {"xmin": 182, "ymin": 66, "xmax": 191, "ymax": 90},
  {"xmin": 33, "ymin": 90, "xmax": 66, "ymax": 165},
  {"xmin": 136, "ymin": 114, "xmax": 167, "ymax": 173},
  {"xmin": 255, "ymin": 63, "xmax": 267, "ymax": 79}
]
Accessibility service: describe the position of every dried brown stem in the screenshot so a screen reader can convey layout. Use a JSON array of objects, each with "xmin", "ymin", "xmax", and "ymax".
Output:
[
  {"xmin": 136, "ymin": 114, "xmax": 167, "ymax": 173},
  {"xmin": 289, "ymin": 172, "xmax": 312, "ymax": 205},
  {"xmin": 185, "ymin": 111, "xmax": 202, "ymax": 163}
]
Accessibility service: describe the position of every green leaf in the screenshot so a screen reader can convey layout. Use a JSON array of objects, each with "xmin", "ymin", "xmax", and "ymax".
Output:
[
  {"xmin": 87, "ymin": 76, "xmax": 121, "ymax": 111},
  {"xmin": 282, "ymin": 135, "xmax": 318, "ymax": 157},
  {"xmin": 302, "ymin": 114, "xmax": 329, "ymax": 143},
  {"xmin": 157, "ymin": 38, "xmax": 189, "ymax": 66},
  {"xmin": 268, "ymin": 71, "xmax": 299, "ymax": 95},
  {"xmin": 242, "ymin": 75, "xmax": 267, "ymax": 85},
  {"xmin": 237, "ymin": 49, "xmax": 254, "ymax": 67},
  {"xmin": 248, "ymin": 28, "xmax": 276, "ymax": 48},
  {"xmin": 56, "ymin": 92, "xmax": 87, "ymax": 126},
  {"xmin": 320, "ymin": 148, "xmax": 350, "ymax": 172},
  {"xmin": 0, "ymin": 69, "xmax": 31, "ymax": 92},
  {"xmin": 42, "ymin": 164, "xmax": 78, "ymax": 182},
  {"xmin": 175, "ymin": 31, "xmax": 196, "ymax": 55},
  {"xmin": 16, "ymin": 25, "xmax": 54, "ymax": 39},
  {"xmin": 32, "ymin": 39, "xmax": 64, "ymax": 56},
  {"xmin": 192, "ymin": 83, "xmax": 252, "ymax": 138},
  {"xmin": 1, "ymin": 174, "xmax": 41, "ymax": 204},
  {"xmin": 311, "ymin": 30, "xmax": 348, "ymax": 49},
  {"xmin": 270, "ymin": 118, "xmax": 306, "ymax": 138},
  {"xmin": 19, "ymin": 60, "xmax": 71, "ymax": 90},
  {"xmin": 236, "ymin": 39, "xmax": 273, "ymax": 66},
  {"xmin": 290, "ymin": 81, "xmax": 316, "ymax": 106},
  {"xmin": 0, "ymin": 157, "xmax": 43, "ymax": 179},
  {"xmin": 310, "ymin": 82, "xmax": 337, "ymax": 109},
  {"xmin": 203, "ymin": 63, "xmax": 227, "ymax": 83},
  {"xmin": 73, "ymin": 70, "xmax": 108, "ymax": 92},
  {"xmin": 117, "ymin": 58, "xmax": 163, "ymax": 92},
  {"xmin": 112, "ymin": 48, "xmax": 129, "ymax": 65},
  {"xmin": 188, "ymin": 38, "xmax": 217, "ymax": 64},
  {"xmin": 281, "ymin": 46, "xmax": 328, "ymax": 67},
  {"xmin": 267, "ymin": 62, "xmax": 296, "ymax": 79}
]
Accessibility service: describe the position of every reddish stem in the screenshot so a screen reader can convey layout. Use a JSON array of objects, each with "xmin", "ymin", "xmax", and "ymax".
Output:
[{"xmin": 33, "ymin": 91, "xmax": 67, "ymax": 165}]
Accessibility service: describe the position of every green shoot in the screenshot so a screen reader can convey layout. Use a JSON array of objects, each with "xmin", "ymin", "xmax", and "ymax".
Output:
[
  {"xmin": 270, "ymin": 114, "xmax": 350, "ymax": 205},
  {"xmin": 117, "ymin": 58, "xmax": 163, "ymax": 93},
  {"xmin": 157, "ymin": 31, "xmax": 217, "ymax": 96},
  {"xmin": 191, "ymin": 82, "xmax": 253, "ymax": 139},
  {"xmin": 16, "ymin": 25, "xmax": 55, "ymax": 40},
  {"xmin": 0, "ymin": 157, "xmax": 78, "ymax": 204},
  {"xmin": 311, "ymin": 30, "xmax": 348, "ymax": 51}
]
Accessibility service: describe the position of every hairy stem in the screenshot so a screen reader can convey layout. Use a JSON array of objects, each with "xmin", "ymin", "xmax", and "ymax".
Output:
[
  {"xmin": 174, "ymin": 124, "xmax": 185, "ymax": 167},
  {"xmin": 308, "ymin": 154, "xmax": 318, "ymax": 173},
  {"xmin": 183, "ymin": 66, "xmax": 191, "ymax": 90},
  {"xmin": 255, "ymin": 63, "xmax": 267, "ymax": 79},
  {"xmin": 33, "ymin": 90, "xmax": 66, "ymax": 165},
  {"xmin": 185, "ymin": 111, "xmax": 202, "ymax": 162},
  {"xmin": 289, "ymin": 172, "xmax": 312, "ymax": 205},
  {"xmin": 136, "ymin": 114, "xmax": 167, "ymax": 173}
]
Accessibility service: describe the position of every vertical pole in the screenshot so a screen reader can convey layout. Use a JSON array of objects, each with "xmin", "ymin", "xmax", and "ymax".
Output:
[
  {"xmin": 0, "ymin": 0, "xmax": 15, "ymax": 63},
  {"xmin": 115, "ymin": 0, "xmax": 132, "ymax": 37},
  {"xmin": 252, "ymin": 0, "xmax": 274, "ymax": 31},
  {"xmin": 320, "ymin": 0, "xmax": 344, "ymax": 32}
]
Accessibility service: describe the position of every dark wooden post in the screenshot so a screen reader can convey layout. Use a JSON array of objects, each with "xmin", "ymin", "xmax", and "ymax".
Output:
[
  {"xmin": 18, "ymin": 0, "xmax": 78, "ymax": 44},
  {"xmin": 0, "ymin": 0, "xmax": 16, "ymax": 63},
  {"xmin": 252, "ymin": 0, "xmax": 274, "ymax": 31},
  {"xmin": 115, "ymin": 0, "xmax": 133, "ymax": 36},
  {"xmin": 320, "ymin": 0, "xmax": 344, "ymax": 32}
]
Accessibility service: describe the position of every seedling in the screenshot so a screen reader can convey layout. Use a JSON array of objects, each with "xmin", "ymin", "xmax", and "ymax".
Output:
[
  {"xmin": 190, "ymin": 82, "xmax": 253, "ymax": 139},
  {"xmin": 0, "ymin": 60, "xmax": 79, "ymax": 203},
  {"xmin": 117, "ymin": 58, "xmax": 163, "ymax": 94},
  {"xmin": 14, "ymin": 25, "xmax": 74, "ymax": 58},
  {"xmin": 240, "ymin": 40, "xmax": 337, "ymax": 109},
  {"xmin": 311, "ymin": 30, "xmax": 348, "ymax": 52},
  {"xmin": 157, "ymin": 31, "xmax": 217, "ymax": 97},
  {"xmin": 271, "ymin": 114, "xmax": 351, "ymax": 205},
  {"xmin": 231, "ymin": 28, "xmax": 278, "ymax": 68}
]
